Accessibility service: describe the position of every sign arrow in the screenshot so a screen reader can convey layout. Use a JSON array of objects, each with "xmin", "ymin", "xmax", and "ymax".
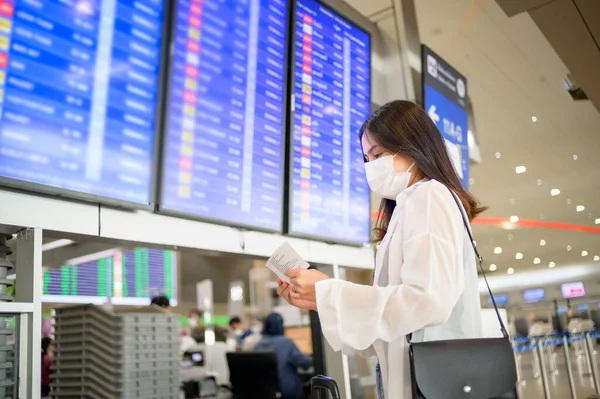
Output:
[{"xmin": 427, "ymin": 105, "xmax": 440, "ymax": 124}]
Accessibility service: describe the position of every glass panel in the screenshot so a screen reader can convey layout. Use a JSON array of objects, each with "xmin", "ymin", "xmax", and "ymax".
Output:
[{"xmin": 0, "ymin": 314, "xmax": 18, "ymax": 399}]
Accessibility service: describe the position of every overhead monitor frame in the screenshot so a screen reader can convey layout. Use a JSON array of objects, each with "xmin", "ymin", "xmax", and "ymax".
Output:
[
  {"xmin": 284, "ymin": 0, "xmax": 373, "ymax": 247},
  {"xmin": 0, "ymin": 0, "xmax": 172, "ymax": 211},
  {"xmin": 156, "ymin": 0, "xmax": 291, "ymax": 233}
]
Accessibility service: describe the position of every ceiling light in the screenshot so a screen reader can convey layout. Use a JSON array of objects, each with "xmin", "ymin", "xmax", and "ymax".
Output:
[
  {"xmin": 508, "ymin": 234, "xmax": 513, "ymax": 241},
  {"xmin": 537, "ymin": 179, "xmax": 543, "ymax": 185},
  {"xmin": 515, "ymin": 252, "xmax": 523, "ymax": 260},
  {"xmin": 489, "ymin": 264, "xmax": 497, "ymax": 271},
  {"xmin": 573, "ymin": 154, "xmax": 578, "ymax": 160},
  {"xmin": 549, "ymin": 261, "xmax": 556, "ymax": 268},
  {"xmin": 495, "ymin": 152, "xmax": 501, "ymax": 159},
  {"xmin": 515, "ymin": 166, "xmax": 527, "ymax": 174},
  {"xmin": 567, "ymin": 198, "xmax": 572, "ymax": 205},
  {"xmin": 531, "ymin": 116, "xmax": 537, "ymax": 122},
  {"xmin": 473, "ymin": 241, "xmax": 477, "ymax": 247},
  {"xmin": 507, "ymin": 268, "xmax": 515, "ymax": 275},
  {"xmin": 582, "ymin": 250, "xmax": 588, "ymax": 257},
  {"xmin": 540, "ymin": 239, "xmax": 546, "ymax": 246},
  {"xmin": 509, "ymin": 216, "xmax": 519, "ymax": 223},
  {"xmin": 41, "ymin": 239, "xmax": 75, "ymax": 252},
  {"xmin": 594, "ymin": 256, "xmax": 600, "ymax": 262},
  {"xmin": 577, "ymin": 205, "xmax": 585, "ymax": 212},
  {"xmin": 567, "ymin": 245, "xmax": 572, "ymax": 251},
  {"xmin": 596, "ymin": 219, "xmax": 600, "ymax": 225},
  {"xmin": 540, "ymin": 213, "xmax": 545, "ymax": 220},
  {"xmin": 469, "ymin": 178, "xmax": 475, "ymax": 186},
  {"xmin": 494, "ymin": 247, "xmax": 503, "ymax": 254},
  {"xmin": 551, "ymin": 189, "xmax": 561, "ymax": 196},
  {"xmin": 534, "ymin": 257, "xmax": 541, "ymax": 264},
  {"xmin": 509, "ymin": 199, "xmax": 516, "ymax": 205}
]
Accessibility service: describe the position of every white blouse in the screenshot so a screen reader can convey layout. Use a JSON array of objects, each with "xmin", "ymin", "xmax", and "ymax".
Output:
[{"xmin": 315, "ymin": 179, "xmax": 483, "ymax": 398}]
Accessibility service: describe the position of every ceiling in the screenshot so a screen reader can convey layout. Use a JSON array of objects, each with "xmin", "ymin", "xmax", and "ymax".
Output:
[{"xmin": 344, "ymin": 0, "xmax": 600, "ymax": 275}]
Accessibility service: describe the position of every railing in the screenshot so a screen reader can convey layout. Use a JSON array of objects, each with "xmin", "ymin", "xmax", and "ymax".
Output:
[{"xmin": 510, "ymin": 331, "xmax": 600, "ymax": 399}]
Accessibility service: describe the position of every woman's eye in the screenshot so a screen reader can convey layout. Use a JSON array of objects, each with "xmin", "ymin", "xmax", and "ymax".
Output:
[{"xmin": 374, "ymin": 153, "xmax": 383, "ymax": 159}]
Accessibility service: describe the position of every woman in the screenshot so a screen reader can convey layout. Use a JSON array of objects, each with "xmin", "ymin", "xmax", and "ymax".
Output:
[
  {"xmin": 41, "ymin": 337, "xmax": 53, "ymax": 397},
  {"xmin": 278, "ymin": 100, "xmax": 485, "ymax": 398},
  {"xmin": 254, "ymin": 313, "xmax": 312, "ymax": 399}
]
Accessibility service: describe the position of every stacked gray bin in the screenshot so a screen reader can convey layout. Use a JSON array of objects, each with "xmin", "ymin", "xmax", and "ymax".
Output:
[
  {"xmin": 0, "ymin": 233, "xmax": 15, "ymax": 399},
  {"xmin": 52, "ymin": 304, "xmax": 180, "ymax": 399}
]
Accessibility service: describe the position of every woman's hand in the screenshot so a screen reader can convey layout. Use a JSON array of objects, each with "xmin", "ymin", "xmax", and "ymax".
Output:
[
  {"xmin": 286, "ymin": 269, "xmax": 330, "ymax": 303},
  {"xmin": 277, "ymin": 279, "xmax": 318, "ymax": 311}
]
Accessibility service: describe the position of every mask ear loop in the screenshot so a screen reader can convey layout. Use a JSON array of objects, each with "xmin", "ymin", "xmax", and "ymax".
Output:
[{"xmin": 407, "ymin": 162, "xmax": 416, "ymax": 173}]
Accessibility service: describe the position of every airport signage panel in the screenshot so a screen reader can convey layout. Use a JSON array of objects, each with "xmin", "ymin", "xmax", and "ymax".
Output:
[{"xmin": 422, "ymin": 44, "xmax": 469, "ymax": 189}]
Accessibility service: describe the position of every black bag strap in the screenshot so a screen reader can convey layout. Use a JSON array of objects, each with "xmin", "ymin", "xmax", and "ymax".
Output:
[{"xmin": 447, "ymin": 189, "xmax": 509, "ymax": 339}]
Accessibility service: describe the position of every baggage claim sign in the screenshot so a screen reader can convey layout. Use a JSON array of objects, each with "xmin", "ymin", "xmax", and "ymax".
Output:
[{"xmin": 421, "ymin": 45, "xmax": 469, "ymax": 189}]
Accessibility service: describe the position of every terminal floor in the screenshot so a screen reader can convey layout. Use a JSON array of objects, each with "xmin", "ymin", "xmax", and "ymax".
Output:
[{"xmin": 517, "ymin": 348, "xmax": 600, "ymax": 399}]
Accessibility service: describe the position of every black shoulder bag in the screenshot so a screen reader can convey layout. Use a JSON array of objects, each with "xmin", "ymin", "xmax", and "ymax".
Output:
[{"xmin": 408, "ymin": 191, "xmax": 518, "ymax": 399}]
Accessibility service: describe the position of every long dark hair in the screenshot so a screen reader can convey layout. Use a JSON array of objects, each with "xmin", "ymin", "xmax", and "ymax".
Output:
[{"xmin": 360, "ymin": 100, "xmax": 486, "ymax": 240}]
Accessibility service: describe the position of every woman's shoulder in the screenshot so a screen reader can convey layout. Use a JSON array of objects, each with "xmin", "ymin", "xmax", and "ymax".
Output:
[{"xmin": 406, "ymin": 179, "xmax": 454, "ymax": 205}]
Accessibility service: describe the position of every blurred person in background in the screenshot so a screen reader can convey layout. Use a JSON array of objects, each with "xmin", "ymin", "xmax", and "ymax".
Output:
[
  {"xmin": 240, "ymin": 318, "xmax": 264, "ymax": 351},
  {"xmin": 254, "ymin": 313, "xmax": 311, "ymax": 399},
  {"xmin": 229, "ymin": 316, "xmax": 251, "ymax": 348},
  {"xmin": 188, "ymin": 309, "xmax": 203, "ymax": 328},
  {"xmin": 150, "ymin": 295, "xmax": 172, "ymax": 312},
  {"xmin": 41, "ymin": 337, "xmax": 53, "ymax": 397}
]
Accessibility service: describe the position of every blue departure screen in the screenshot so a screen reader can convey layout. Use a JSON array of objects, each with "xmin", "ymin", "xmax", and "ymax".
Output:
[
  {"xmin": 160, "ymin": 0, "xmax": 288, "ymax": 231},
  {"xmin": 289, "ymin": 0, "xmax": 371, "ymax": 244},
  {"xmin": 0, "ymin": 0, "xmax": 165, "ymax": 204}
]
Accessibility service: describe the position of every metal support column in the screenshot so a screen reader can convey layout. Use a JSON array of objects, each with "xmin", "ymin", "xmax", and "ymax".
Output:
[
  {"xmin": 537, "ymin": 341, "xmax": 552, "ymax": 399},
  {"xmin": 586, "ymin": 333, "xmax": 600, "ymax": 395},
  {"xmin": 563, "ymin": 335, "xmax": 578, "ymax": 399}
]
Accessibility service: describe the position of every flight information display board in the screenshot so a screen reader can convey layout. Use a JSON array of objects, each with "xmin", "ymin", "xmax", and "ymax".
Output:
[
  {"xmin": 42, "ymin": 248, "xmax": 177, "ymax": 306},
  {"xmin": 111, "ymin": 248, "xmax": 176, "ymax": 305},
  {"xmin": 43, "ymin": 256, "xmax": 112, "ymax": 304},
  {"xmin": 160, "ymin": 0, "xmax": 289, "ymax": 231},
  {"xmin": 288, "ymin": 0, "xmax": 371, "ymax": 244},
  {"xmin": 0, "ymin": 0, "xmax": 166, "ymax": 205}
]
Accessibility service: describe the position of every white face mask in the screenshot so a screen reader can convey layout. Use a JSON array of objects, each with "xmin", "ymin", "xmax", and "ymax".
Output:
[{"xmin": 365, "ymin": 155, "xmax": 415, "ymax": 200}]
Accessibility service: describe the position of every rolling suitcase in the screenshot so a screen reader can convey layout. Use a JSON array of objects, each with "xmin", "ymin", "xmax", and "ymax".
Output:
[{"xmin": 311, "ymin": 375, "xmax": 341, "ymax": 399}]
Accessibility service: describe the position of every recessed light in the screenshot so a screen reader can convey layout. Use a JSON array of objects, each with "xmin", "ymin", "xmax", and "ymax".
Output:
[
  {"xmin": 532, "ymin": 116, "xmax": 537, "ymax": 122},
  {"xmin": 596, "ymin": 219, "xmax": 600, "ymax": 225},
  {"xmin": 567, "ymin": 245, "xmax": 572, "ymax": 251},
  {"xmin": 551, "ymin": 189, "xmax": 561, "ymax": 196},
  {"xmin": 534, "ymin": 257, "xmax": 541, "ymax": 264},
  {"xmin": 473, "ymin": 241, "xmax": 477, "ymax": 247},
  {"xmin": 510, "ymin": 216, "xmax": 519, "ymax": 223},
  {"xmin": 573, "ymin": 154, "xmax": 578, "ymax": 160},
  {"xmin": 469, "ymin": 178, "xmax": 475, "ymax": 186},
  {"xmin": 515, "ymin": 166, "xmax": 527, "ymax": 174},
  {"xmin": 509, "ymin": 199, "xmax": 516, "ymax": 205},
  {"xmin": 540, "ymin": 213, "xmax": 545, "ymax": 220},
  {"xmin": 508, "ymin": 234, "xmax": 513, "ymax": 241},
  {"xmin": 515, "ymin": 252, "xmax": 523, "ymax": 260},
  {"xmin": 507, "ymin": 268, "xmax": 515, "ymax": 275},
  {"xmin": 582, "ymin": 250, "xmax": 588, "ymax": 257},
  {"xmin": 567, "ymin": 198, "xmax": 572, "ymax": 205},
  {"xmin": 577, "ymin": 205, "xmax": 585, "ymax": 212},
  {"xmin": 489, "ymin": 264, "xmax": 497, "ymax": 271},
  {"xmin": 549, "ymin": 261, "xmax": 556, "ymax": 268},
  {"xmin": 595, "ymin": 256, "xmax": 600, "ymax": 262},
  {"xmin": 495, "ymin": 152, "xmax": 501, "ymax": 159},
  {"xmin": 537, "ymin": 179, "xmax": 543, "ymax": 185},
  {"xmin": 494, "ymin": 247, "xmax": 503, "ymax": 254},
  {"xmin": 540, "ymin": 239, "xmax": 546, "ymax": 246}
]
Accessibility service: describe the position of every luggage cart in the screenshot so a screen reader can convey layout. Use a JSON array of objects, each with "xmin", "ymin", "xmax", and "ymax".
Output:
[{"xmin": 311, "ymin": 375, "xmax": 341, "ymax": 399}]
